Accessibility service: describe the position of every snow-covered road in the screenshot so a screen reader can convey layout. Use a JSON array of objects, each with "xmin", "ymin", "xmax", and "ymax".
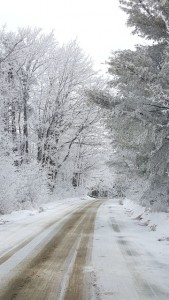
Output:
[
  {"xmin": 0, "ymin": 198, "xmax": 102, "ymax": 300},
  {"xmin": 91, "ymin": 199, "xmax": 169, "ymax": 300},
  {"xmin": 0, "ymin": 198, "xmax": 91, "ymax": 266},
  {"xmin": 0, "ymin": 197, "xmax": 169, "ymax": 299}
]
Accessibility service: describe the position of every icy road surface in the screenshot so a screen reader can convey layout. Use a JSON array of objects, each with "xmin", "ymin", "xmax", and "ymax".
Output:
[{"xmin": 0, "ymin": 198, "xmax": 169, "ymax": 299}]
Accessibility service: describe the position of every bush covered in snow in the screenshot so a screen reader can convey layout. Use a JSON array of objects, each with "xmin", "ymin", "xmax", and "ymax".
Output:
[{"xmin": 0, "ymin": 157, "xmax": 49, "ymax": 214}]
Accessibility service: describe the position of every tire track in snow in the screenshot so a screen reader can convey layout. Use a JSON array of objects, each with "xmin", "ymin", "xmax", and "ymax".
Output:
[
  {"xmin": 0, "ymin": 201, "xmax": 102, "ymax": 300},
  {"xmin": 110, "ymin": 215, "xmax": 169, "ymax": 299},
  {"xmin": 0, "ymin": 203, "xmax": 90, "ymax": 265}
]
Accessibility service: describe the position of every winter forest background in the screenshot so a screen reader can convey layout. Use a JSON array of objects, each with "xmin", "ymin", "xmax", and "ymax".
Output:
[{"xmin": 1, "ymin": 0, "xmax": 169, "ymax": 214}]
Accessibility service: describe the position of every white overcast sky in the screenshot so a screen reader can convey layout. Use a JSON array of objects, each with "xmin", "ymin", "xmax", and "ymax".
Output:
[{"xmin": 0, "ymin": 0, "xmax": 145, "ymax": 71}]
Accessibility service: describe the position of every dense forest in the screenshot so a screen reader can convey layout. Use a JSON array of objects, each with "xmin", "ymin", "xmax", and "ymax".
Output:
[
  {"xmin": 90, "ymin": 0, "xmax": 169, "ymax": 211},
  {"xmin": 1, "ymin": 0, "xmax": 169, "ymax": 213},
  {"xmin": 0, "ymin": 27, "xmax": 112, "ymax": 213}
]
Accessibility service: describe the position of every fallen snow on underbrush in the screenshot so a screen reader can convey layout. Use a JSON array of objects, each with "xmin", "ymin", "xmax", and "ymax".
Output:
[{"xmin": 123, "ymin": 198, "xmax": 169, "ymax": 241}]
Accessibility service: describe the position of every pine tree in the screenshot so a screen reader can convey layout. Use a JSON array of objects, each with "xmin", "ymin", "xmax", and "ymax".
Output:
[{"xmin": 119, "ymin": 0, "xmax": 169, "ymax": 42}]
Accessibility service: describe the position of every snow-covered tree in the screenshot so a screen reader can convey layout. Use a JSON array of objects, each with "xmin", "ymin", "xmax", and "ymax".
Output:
[
  {"xmin": 119, "ymin": 0, "xmax": 169, "ymax": 42},
  {"xmin": 0, "ymin": 27, "xmax": 109, "ymax": 212},
  {"xmin": 87, "ymin": 1, "xmax": 169, "ymax": 211},
  {"xmin": 101, "ymin": 1, "xmax": 169, "ymax": 210}
]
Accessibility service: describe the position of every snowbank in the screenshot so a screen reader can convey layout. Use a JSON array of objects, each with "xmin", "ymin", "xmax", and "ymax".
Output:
[{"xmin": 123, "ymin": 198, "xmax": 169, "ymax": 241}]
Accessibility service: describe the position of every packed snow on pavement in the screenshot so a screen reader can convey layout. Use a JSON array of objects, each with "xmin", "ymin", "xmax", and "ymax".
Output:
[{"xmin": 90, "ymin": 198, "xmax": 169, "ymax": 299}]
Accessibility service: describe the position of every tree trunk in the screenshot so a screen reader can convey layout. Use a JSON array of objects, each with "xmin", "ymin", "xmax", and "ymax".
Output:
[
  {"xmin": 23, "ymin": 87, "xmax": 29, "ymax": 156},
  {"xmin": 11, "ymin": 103, "xmax": 17, "ymax": 142}
]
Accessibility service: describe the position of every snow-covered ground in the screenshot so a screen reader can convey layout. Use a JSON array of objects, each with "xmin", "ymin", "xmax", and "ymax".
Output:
[
  {"xmin": 123, "ymin": 198, "xmax": 169, "ymax": 240},
  {"xmin": 91, "ymin": 198, "xmax": 169, "ymax": 299},
  {"xmin": 1, "ymin": 196, "xmax": 169, "ymax": 299}
]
